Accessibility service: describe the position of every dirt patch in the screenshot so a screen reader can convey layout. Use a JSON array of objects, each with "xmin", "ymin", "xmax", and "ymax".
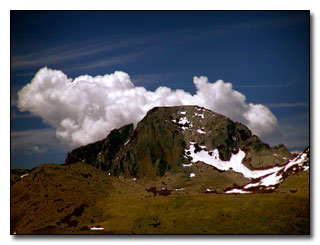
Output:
[
  {"xmin": 146, "ymin": 187, "xmax": 171, "ymax": 196},
  {"xmin": 60, "ymin": 203, "xmax": 89, "ymax": 227}
]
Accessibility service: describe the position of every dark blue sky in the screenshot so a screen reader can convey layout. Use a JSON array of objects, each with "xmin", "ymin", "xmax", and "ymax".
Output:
[{"xmin": 11, "ymin": 11, "xmax": 310, "ymax": 168}]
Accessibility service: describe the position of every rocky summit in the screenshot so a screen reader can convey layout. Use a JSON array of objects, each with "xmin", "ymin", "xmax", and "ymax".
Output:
[{"xmin": 65, "ymin": 105, "xmax": 292, "ymax": 177}]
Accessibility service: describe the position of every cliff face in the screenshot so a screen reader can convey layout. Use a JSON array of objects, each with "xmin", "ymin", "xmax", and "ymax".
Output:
[
  {"xmin": 65, "ymin": 123, "xmax": 134, "ymax": 172},
  {"xmin": 65, "ymin": 105, "xmax": 291, "ymax": 177}
]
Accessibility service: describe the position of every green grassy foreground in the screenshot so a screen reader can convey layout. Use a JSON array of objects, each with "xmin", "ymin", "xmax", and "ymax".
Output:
[
  {"xmin": 95, "ymin": 188, "xmax": 309, "ymax": 234},
  {"xmin": 10, "ymin": 163, "xmax": 309, "ymax": 234}
]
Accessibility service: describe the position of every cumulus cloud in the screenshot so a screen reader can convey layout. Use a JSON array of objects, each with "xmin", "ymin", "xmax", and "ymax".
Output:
[{"xmin": 17, "ymin": 67, "xmax": 279, "ymax": 147}]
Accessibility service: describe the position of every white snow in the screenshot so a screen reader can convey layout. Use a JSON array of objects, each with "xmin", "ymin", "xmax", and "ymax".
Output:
[
  {"xmin": 197, "ymin": 129, "xmax": 206, "ymax": 134},
  {"xmin": 284, "ymin": 153, "xmax": 307, "ymax": 171},
  {"xmin": 193, "ymin": 112, "xmax": 204, "ymax": 118},
  {"xmin": 20, "ymin": 173, "xmax": 29, "ymax": 178},
  {"xmin": 187, "ymin": 144, "xmax": 282, "ymax": 179},
  {"xmin": 225, "ymin": 189, "xmax": 251, "ymax": 194},
  {"xmin": 178, "ymin": 117, "xmax": 189, "ymax": 125},
  {"xmin": 243, "ymin": 182, "xmax": 260, "ymax": 189},
  {"xmin": 206, "ymin": 188, "xmax": 212, "ymax": 192},
  {"xmin": 90, "ymin": 226, "xmax": 104, "ymax": 230},
  {"xmin": 189, "ymin": 173, "xmax": 196, "ymax": 177},
  {"xmin": 225, "ymin": 149, "xmax": 309, "ymax": 193},
  {"xmin": 259, "ymin": 172, "xmax": 283, "ymax": 187},
  {"xmin": 172, "ymin": 117, "xmax": 193, "ymax": 131},
  {"xmin": 124, "ymin": 139, "xmax": 130, "ymax": 145},
  {"xmin": 186, "ymin": 141, "xmax": 309, "ymax": 193},
  {"xmin": 183, "ymin": 163, "xmax": 193, "ymax": 167},
  {"xmin": 179, "ymin": 111, "xmax": 186, "ymax": 115},
  {"xmin": 175, "ymin": 188, "xmax": 185, "ymax": 191}
]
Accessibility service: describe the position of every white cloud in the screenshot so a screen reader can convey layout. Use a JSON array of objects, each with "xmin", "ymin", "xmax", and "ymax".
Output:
[{"xmin": 17, "ymin": 67, "xmax": 279, "ymax": 147}]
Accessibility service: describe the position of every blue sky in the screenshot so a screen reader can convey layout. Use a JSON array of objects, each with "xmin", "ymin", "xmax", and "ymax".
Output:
[{"xmin": 10, "ymin": 11, "xmax": 309, "ymax": 169}]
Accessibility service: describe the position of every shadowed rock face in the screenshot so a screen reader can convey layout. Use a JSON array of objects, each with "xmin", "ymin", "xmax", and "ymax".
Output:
[
  {"xmin": 65, "ymin": 123, "xmax": 134, "ymax": 171},
  {"xmin": 64, "ymin": 105, "xmax": 292, "ymax": 177}
]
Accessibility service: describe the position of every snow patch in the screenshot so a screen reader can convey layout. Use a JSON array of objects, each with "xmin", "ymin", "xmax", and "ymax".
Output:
[
  {"xmin": 178, "ymin": 117, "xmax": 190, "ymax": 125},
  {"xmin": 243, "ymin": 182, "xmax": 260, "ymax": 189},
  {"xmin": 189, "ymin": 173, "xmax": 195, "ymax": 177},
  {"xmin": 259, "ymin": 172, "xmax": 282, "ymax": 187},
  {"xmin": 225, "ymin": 189, "xmax": 251, "ymax": 194},
  {"xmin": 284, "ymin": 153, "xmax": 307, "ymax": 171},
  {"xmin": 90, "ymin": 226, "xmax": 104, "ymax": 231},
  {"xmin": 179, "ymin": 111, "xmax": 186, "ymax": 115},
  {"xmin": 193, "ymin": 112, "xmax": 204, "ymax": 118},
  {"xmin": 20, "ymin": 173, "xmax": 29, "ymax": 178},
  {"xmin": 225, "ymin": 149, "xmax": 309, "ymax": 193},
  {"xmin": 197, "ymin": 129, "xmax": 206, "ymax": 134},
  {"xmin": 187, "ymin": 144, "xmax": 282, "ymax": 179},
  {"xmin": 183, "ymin": 163, "xmax": 193, "ymax": 167},
  {"xmin": 186, "ymin": 143, "xmax": 309, "ymax": 194},
  {"xmin": 172, "ymin": 116, "xmax": 193, "ymax": 131}
]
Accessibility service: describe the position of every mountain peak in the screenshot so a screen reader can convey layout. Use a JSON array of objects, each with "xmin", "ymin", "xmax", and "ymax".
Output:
[{"xmin": 65, "ymin": 105, "xmax": 292, "ymax": 178}]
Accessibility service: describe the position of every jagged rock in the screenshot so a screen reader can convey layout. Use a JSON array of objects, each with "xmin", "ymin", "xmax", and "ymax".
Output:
[{"xmin": 65, "ymin": 106, "xmax": 292, "ymax": 177}]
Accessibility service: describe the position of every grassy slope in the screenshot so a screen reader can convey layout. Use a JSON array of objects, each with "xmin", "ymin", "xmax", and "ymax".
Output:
[
  {"xmin": 11, "ymin": 163, "xmax": 113, "ymax": 234},
  {"xmin": 97, "ymin": 191, "xmax": 309, "ymax": 234},
  {"xmin": 10, "ymin": 163, "xmax": 309, "ymax": 235},
  {"xmin": 93, "ymin": 169, "xmax": 310, "ymax": 234}
]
